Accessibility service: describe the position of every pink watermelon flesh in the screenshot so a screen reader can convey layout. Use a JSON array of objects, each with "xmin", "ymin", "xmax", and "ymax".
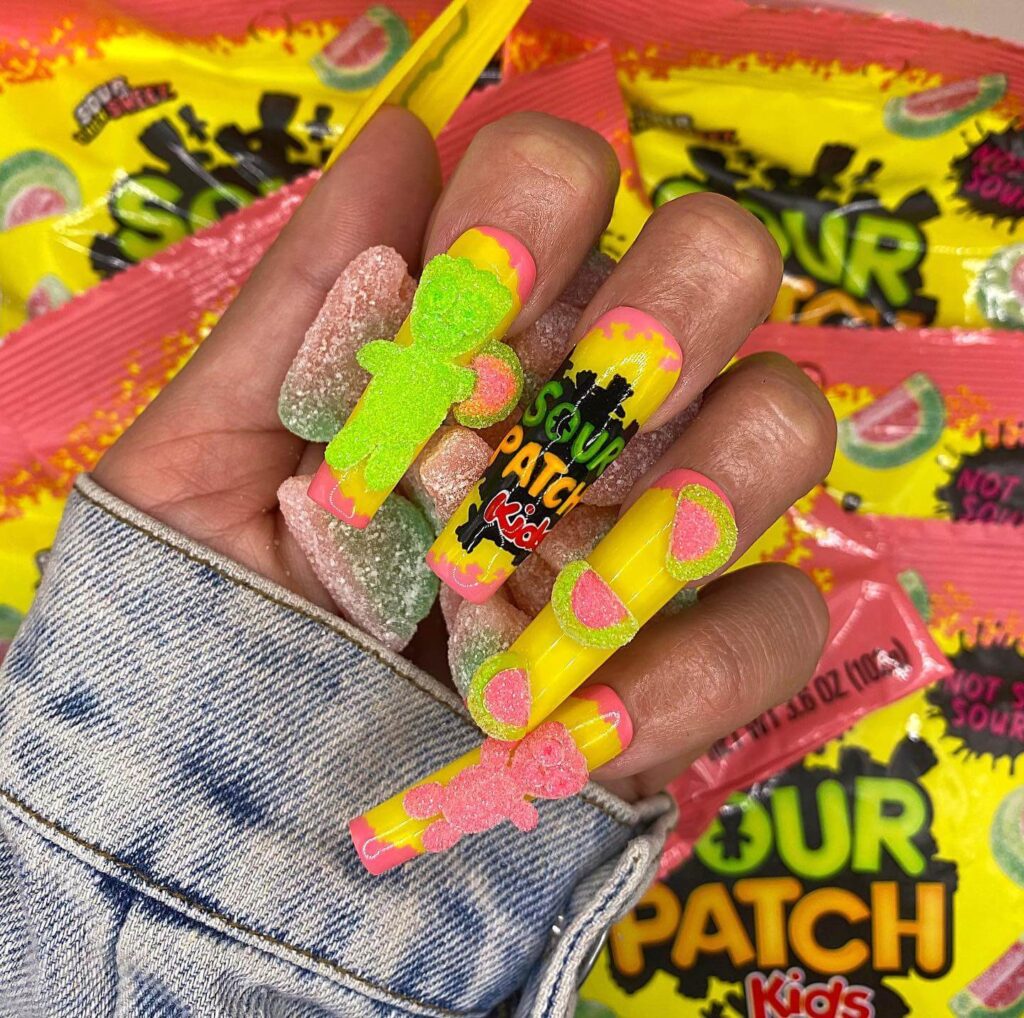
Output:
[
  {"xmin": 5, "ymin": 186, "xmax": 67, "ymax": 228},
  {"xmin": 571, "ymin": 569, "xmax": 627, "ymax": 630},
  {"xmin": 324, "ymin": 16, "xmax": 387, "ymax": 67},
  {"xmin": 905, "ymin": 78, "xmax": 981, "ymax": 118},
  {"xmin": 469, "ymin": 355, "xmax": 517, "ymax": 411},
  {"xmin": 970, "ymin": 940, "xmax": 1024, "ymax": 1008},
  {"xmin": 483, "ymin": 667, "xmax": 530, "ymax": 727},
  {"xmin": 849, "ymin": 385, "xmax": 921, "ymax": 447},
  {"xmin": 1011, "ymin": 256, "xmax": 1024, "ymax": 301},
  {"xmin": 26, "ymin": 286, "xmax": 56, "ymax": 319},
  {"xmin": 672, "ymin": 499, "xmax": 719, "ymax": 563}
]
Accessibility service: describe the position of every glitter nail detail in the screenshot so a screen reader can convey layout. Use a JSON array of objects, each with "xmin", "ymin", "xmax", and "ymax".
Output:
[
  {"xmin": 659, "ymin": 472, "xmax": 737, "ymax": 582},
  {"xmin": 453, "ymin": 340, "xmax": 523, "ymax": 428},
  {"xmin": 551, "ymin": 560, "xmax": 638, "ymax": 650}
]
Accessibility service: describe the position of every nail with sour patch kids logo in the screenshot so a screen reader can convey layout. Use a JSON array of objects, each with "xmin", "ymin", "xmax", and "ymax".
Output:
[{"xmin": 426, "ymin": 307, "xmax": 682, "ymax": 603}]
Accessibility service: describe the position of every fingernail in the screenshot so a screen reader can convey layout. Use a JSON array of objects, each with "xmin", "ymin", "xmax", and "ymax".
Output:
[
  {"xmin": 349, "ymin": 686, "xmax": 631, "ymax": 875},
  {"xmin": 426, "ymin": 308, "xmax": 682, "ymax": 601},
  {"xmin": 467, "ymin": 469, "xmax": 736, "ymax": 740},
  {"xmin": 310, "ymin": 227, "xmax": 536, "ymax": 528}
]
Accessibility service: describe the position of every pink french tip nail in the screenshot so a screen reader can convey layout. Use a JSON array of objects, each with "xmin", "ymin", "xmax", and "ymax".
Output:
[
  {"xmin": 574, "ymin": 684, "xmax": 634, "ymax": 751},
  {"xmin": 307, "ymin": 462, "xmax": 371, "ymax": 529},
  {"xmin": 348, "ymin": 816, "xmax": 418, "ymax": 876}
]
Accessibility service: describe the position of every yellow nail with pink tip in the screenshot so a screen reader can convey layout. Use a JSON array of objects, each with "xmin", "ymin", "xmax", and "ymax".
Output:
[
  {"xmin": 309, "ymin": 226, "xmax": 535, "ymax": 528},
  {"xmin": 467, "ymin": 469, "xmax": 738, "ymax": 742},
  {"xmin": 427, "ymin": 308, "xmax": 682, "ymax": 602},
  {"xmin": 349, "ymin": 686, "xmax": 632, "ymax": 874}
]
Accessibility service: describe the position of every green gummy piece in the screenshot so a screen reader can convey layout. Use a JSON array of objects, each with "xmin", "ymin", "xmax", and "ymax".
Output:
[{"xmin": 325, "ymin": 253, "xmax": 514, "ymax": 491}]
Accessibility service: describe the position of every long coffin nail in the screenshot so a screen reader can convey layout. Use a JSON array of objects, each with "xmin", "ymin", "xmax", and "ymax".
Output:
[
  {"xmin": 349, "ymin": 686, "xmax": 631, "ymax": 874},
  {"xmin": 426, "ymin": 308, "xmax": 682, "ymax": 602},
  {"xmin": 467, "ymin": 469, "xmax": 737, "ymax": 740},
  {"xmin": 309, "ymin": 227, "xmax": 535, "ymax": 528}
]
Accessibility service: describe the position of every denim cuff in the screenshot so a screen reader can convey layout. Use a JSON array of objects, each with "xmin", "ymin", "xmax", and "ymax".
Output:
[{"xmin": 0, "ymin": 476, "xmax": 672, "ymax": 1017}]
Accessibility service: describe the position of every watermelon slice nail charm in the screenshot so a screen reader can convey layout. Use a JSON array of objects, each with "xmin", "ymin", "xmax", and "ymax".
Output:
[
  {"xmin": 468, "ymin": 651, "xmax": 533, "ymax": 741},
  {"xmin": 552, "ymin": 560, "xmax": 638, "ymax": 649},
  {"xmin": 666, "ymin": 480, "xmax": 738, "ymax": 583}
]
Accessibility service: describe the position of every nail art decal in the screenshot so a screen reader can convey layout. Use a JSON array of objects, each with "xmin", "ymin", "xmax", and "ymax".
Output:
[
  {"xmin": 310, "ymin": 227, "xmax": 534, "ymax": 528},
  {"xmin": 467, "ymin": 469, "xmax": 736, "ymax": 741},
  {"xmin": 349, "ymin": 687, "xmax": 631, "ymax": 874},
  {"xmin": 427, "ymin": 308, "xmax": 682, "ymax": 602}
]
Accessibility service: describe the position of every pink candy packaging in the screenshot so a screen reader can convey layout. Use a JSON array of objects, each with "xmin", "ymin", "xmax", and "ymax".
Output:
[{"xmin": 661, "ymin": 488, "xmax": 950, "ymax": 874}]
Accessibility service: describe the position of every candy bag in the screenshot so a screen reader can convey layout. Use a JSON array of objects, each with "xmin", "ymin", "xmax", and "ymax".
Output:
[
  {"xmin": 741, "ymin": 322, "xmax": 1024, "ymax": 525},
  {"xmin": 0, "ymin": 0, "xmax": 525, "ymax": 335},
  {"xmin": 660, "ymin": 488, "xmax": 950, "ymax": 873},
  {"xmin": 579, "ymin": 512, "xmax": 1024, "ymax": 1018},
  {"xmin": 508, "ymin": 0, "xmax": 1024, "ymax": 329}
]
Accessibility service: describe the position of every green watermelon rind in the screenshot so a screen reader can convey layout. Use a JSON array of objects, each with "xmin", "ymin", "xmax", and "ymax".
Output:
[
  {"xmin": 552, "ymin": 560, "xmax": 638, "ymax": 650},
  {"xmin": 884, "ymin": 74, "xmax": 1007, "ymax": 139},
  {"xmin": 467, "ymin": 649, "xmax": 531, "ymax": 741},
  {"xmin": 977, "ymin": 244, "xmax": 1024, "ymax": 330},
  {"xmin": 453, "ymin": 340, "xmax": 524, "ymax": 429},
  {"xmin": 837, "ymin": 373, "xmax": 946, "ymax": 469},
  {"xmin": 992, "ymin": 785, "xmax": 1024, "ymax": 888},
  {"xmin": 0, "ymin": 149, "xmax": 82, "ymax": 229},
  {"xmin": 665, "ymin": 483, "xmax": 738, "ymax": 584},
  {"xmin": 311, "ymin": 6, "xmax": 411, "ymax": 92},
  {"xmin": 949, "ymin": 986, "xmax": 1024, "ymax": 1018}
]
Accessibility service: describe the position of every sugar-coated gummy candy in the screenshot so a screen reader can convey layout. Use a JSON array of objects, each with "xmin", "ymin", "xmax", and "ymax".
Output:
[
  {"xmin": 278, "ymin": 475, "xmax": 437, "ymax": 650},
  {"xmin": 506, "ymin": 552, "xmax": 557, "ymax": 617},
  {"xmin": 536, "ymin": 504, "xmax": 617, "ymax": 572},
  {"xmin": 447, "ymin": 592, "xmax": 529, "ymax": 697},
  {"xmin": 404, "ymin": 425, "xmax": 493, "ymax": 529},
  {"xmin": 557, "ymin": 249, "xmax": 615, "ymax": 308},
  {"xmin": 278, "ymin": 247, "xmax": 415, "ymax": 442},
  {"xmin": 584, "ymin": 396, "xmax": 702, "ymax": 506},
  {"xmin": 510, "ymin": 301, "xmax": 580, "ymax": 404}
]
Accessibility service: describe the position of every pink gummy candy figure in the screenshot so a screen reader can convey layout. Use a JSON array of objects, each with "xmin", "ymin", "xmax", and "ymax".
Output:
[{"xmin": 402, "ymin": 722, "xmax": 589, "ymax": 853}]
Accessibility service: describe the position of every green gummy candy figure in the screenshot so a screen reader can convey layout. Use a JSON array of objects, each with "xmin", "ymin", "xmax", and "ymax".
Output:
[{"xmin": 325, "ymin": 253, "xmax": 513, "ymax": 492}]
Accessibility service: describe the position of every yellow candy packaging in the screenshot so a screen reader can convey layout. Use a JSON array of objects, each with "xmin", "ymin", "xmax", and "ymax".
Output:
[
  {"xmin": 581, "ymin": 500, "xmax": 1024, "ymax": 1018},
  {"xmin": 509, "ymin": 0, "xmax": 1024, "ymax": 329},
  {"xmin": 0, "ymin": 0, "xmax": 478, "ymax": 336}
]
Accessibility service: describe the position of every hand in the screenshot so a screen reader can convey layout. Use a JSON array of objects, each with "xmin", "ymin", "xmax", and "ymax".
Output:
[{"xmin": 93, "ymin": 107, "xmax": 836, "ymax": 799}]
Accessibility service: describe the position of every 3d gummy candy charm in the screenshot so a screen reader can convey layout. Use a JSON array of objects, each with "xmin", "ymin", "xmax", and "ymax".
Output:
[
  {"xmin": 428, "ymin": 308, "xmax": 681, "ymax": 602},
  {"xmin": 349, "ymin": 688, "xmax": 631, "ymax": 874},
  {"xmin": 402, "ymin": 723, "xmax": 588, "ymax": 852},
  {"xmin": 467, "ymin": 469, "xmax": 737, "ymax": 741},
  {"xmin": 309, "ymin": 227, "xmax": 534, "ymax": 527}
]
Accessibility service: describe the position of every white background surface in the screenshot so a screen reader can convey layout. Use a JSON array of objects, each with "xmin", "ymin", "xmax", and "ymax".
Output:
[{"xmin": 804, "ymin": 0, "xmax": 1022, "ymax": 43}]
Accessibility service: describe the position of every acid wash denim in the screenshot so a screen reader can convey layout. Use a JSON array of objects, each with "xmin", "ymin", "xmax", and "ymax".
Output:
[{"xmin": 0, "ymin": 476, "xmax": 674, "ymax": 1018}]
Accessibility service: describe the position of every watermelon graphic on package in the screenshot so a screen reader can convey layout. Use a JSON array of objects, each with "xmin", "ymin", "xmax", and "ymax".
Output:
[
  {"xmin": 454, "ymin": 340, "xmax": 523, "ymax": 429},
  {"xmin": 837, "ymin": 372, "xmax": 946, "ymax": 469},
  {"xmin": 949, "ymin": 937, "xmax": 1024, "ymax": 1018},
  {"xmin": 993, "ymin": 785, "xmax": 1024, "ymax": 888},
  {"xmin": 25, "ymin": 274, "xmax": 72, "ymax": 320},
  {"xmin": 977, "ymin": 244, "xmax": 1024, "ymax": 329},
  {"xmin": 0, "ymin": 150, "xmax": 82, "ymax": 231},
  {"xmin": 311, "ymin": 6, "xmax": 411, "ymax": 91},
  {"xmin": 552, "ymin": 560, "xmax": 638, "ymax": 650},
  {"xmin": 884, "ymin": 74, "xmax": 1007, "ymax": 139}
]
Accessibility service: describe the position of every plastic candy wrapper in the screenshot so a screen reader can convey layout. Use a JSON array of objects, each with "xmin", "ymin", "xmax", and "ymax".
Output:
[
  {"xmin": 580, "ymin": 510, "xmax": 1024, "ymax": 1018},
  {"xmin": 0, "ymin": 0, "xmax": 536, "ymax": 336},
  {"xmin": 741, "ymin": 322, "xmax": 1024, "ymax": 525},
  {"xmin": 508, "ymin": 0, "xmax": 1024, "ymax": 329},
  {"xmin": 0, "ymin": 45, "xmax": 638, "ymax": 644}
]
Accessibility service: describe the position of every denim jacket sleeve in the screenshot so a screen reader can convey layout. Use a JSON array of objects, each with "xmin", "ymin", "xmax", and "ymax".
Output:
[{"xmin": 0, "ymin": 475, "xmax": 674, "ymax": 1018}]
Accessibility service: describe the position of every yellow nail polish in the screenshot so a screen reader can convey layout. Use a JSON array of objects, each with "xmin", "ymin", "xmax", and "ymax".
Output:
[
  {"xmin": 349, "ymin": 686, "xmax": 631, "ymax": 874},
  {"xmin": 309, "ymin": 227, "xmax": 536, "ymax": 528},
  {"xmin": 427, "ymin": 308, "xmax": 682, "ymax": 601},
  {"xmin": 467, "ymin": 469, "xmax": 738, "ymax": 741}
]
